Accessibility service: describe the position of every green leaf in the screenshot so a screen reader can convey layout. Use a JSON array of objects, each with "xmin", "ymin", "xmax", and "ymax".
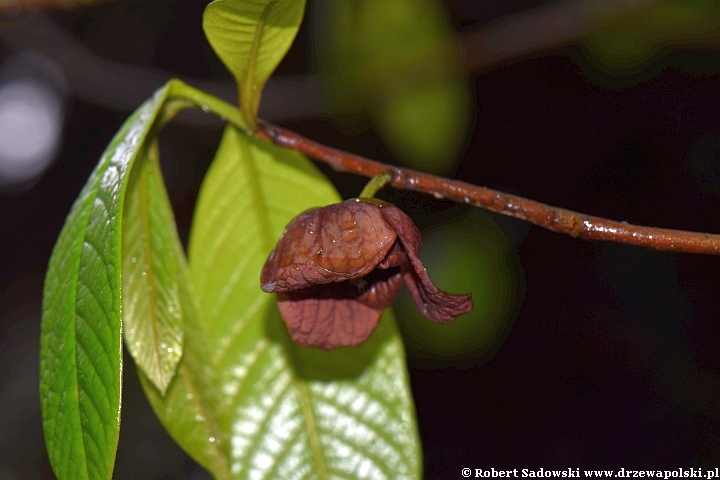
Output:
[
  {"xmin": 39, "ymin": 83, "xmax": 176, "ymax": 480},
  {"xmin": 141, "ymin": 125, "xmax": 422, "ymax": 479},
  {"xmin": 139, "ymin": 244, "xmax": 230, "ymax": 478},
  {"xmin": 121, "ymin": 140, "xmax": 185, "ymax": 394},
  {"xmin": 203, "ymin": 0, "xmax": 306, "ymax": 129}
]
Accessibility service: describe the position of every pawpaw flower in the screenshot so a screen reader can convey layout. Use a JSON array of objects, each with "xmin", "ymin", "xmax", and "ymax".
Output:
[{"xmin": 260, "ymin": 199, "xmax": 473, "ymax": 350}]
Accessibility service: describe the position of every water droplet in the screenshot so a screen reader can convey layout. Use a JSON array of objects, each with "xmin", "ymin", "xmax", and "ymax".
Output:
[
  {"xmin": 160, "ymin": 342, "xmax": 167, "ymax": 350},
  {"xmin": 195, "ymin": 413, "xmax": 206, "ymax": 422},
  {"xmin": 251, "ymin": 84, "xmax": 258, "ymax": 91},
  {"xmin": 186, "ymin": 393, "xmax": 194, "ymax": 400},
  {"xmin": 141, "ymin": 272, "xmax": 147, "ymax": 277},
  {"xmin": 167, "ymin": 347, "xmax": 173, "ymax": 353},
  {"xmin": 399, "ymin": 423, "xmax": 408, "ymax": 432},
  {"xmin": 463, "ymin": 196, "xmax": 470, "ymax": 203},
  {"xmin": 433, "ymin": 192, "xmax": 444, "ymax": 199},
  {"xmin": 165, "ymin": 407, "xmax": 173, "ymax": 414},
  {"xmin": 201, "ymin": 105, "xmax": 210, "ymax": 113},
  {"xmin": 208, "ymin": 436, "xmax": 216, "ymax": 443},
  {"xmin": 401, "ymin": 412, "xmax": 410, "ymax": 421},
  {"xmin": 131, "ymin": 257, "xmax": 137, "ymax": 264}
]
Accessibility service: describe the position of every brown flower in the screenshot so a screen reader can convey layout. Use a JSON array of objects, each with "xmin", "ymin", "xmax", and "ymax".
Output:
[{"xmin": 261, "ymin": 199, "xmax": 473, "ymax": 350}]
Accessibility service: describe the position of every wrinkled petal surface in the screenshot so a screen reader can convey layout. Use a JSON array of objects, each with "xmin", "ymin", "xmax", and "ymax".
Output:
[
  {"xmin": 278, "ymin": 270, "xmax": 403, "ymax": 349},
  {"xmin": 261, "ymin": 200, "xmax": 397, "ymax": 292},
  {"xmin": 262, "ymin": 199, "xmax": 473, "ymax": 349}
]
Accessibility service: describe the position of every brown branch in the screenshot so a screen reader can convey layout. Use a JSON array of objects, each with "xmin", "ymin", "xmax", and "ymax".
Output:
[{"xmin": 257, "ymin": 121, "xmax": 720, "ymax": 256}]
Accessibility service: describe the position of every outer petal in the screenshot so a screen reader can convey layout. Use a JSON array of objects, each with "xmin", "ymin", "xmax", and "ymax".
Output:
[
  {"xmin": 261, "ymin": 200, "xmax": 397, "ymax": 292},
  {"xmin": 379, "ymin": 204, "xmax": 473, "ymax": 323}
]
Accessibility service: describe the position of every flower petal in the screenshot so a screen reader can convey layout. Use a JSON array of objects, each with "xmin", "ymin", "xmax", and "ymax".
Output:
[
  {"xmin": 277, "ymin": 283, "xmax": 383, "ymax": 349},
  {"xmin": 261, "ymin": 200, "xmax": 397, "ymax": 292},
  {"xmin": 276, "ymin": 267, "xmax": 403, "ymax": 349},
  {"xmin": 379, "ymin": 204, "xmax": 473, "ymax": 323},
  {"xmin": 355, "ymin": 269, "xmax": 403, "ymax": 310}
]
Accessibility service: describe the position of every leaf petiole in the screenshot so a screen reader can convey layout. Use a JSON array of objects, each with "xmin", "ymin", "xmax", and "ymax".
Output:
[{"xmin": 164, "ymin": 80, "xmax": 250, "ymax": 133}]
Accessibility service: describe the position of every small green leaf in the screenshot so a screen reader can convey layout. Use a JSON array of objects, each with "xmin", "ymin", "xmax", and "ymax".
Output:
[
  {"xmin": 121, "ymin": 140, "xmax": 185, "ymax": 394},
  {"xmin": 141, "ymin": 125, "xmax": 422, "ymax": 478},
  {"xmin": 203, "ymin": 0, "xmax": 306, "ymax": 129},
  {"xmin": 40, "ymin": 83, "xmax": 177, "ymax": 480}
]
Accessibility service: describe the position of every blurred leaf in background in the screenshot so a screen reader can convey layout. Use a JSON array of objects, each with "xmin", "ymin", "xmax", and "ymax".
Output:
[
  {"xmin": 394, "ymin": 210, "xmax": 524, "ymax": 369},
  {"xmin": 315, "ymin": 0, "xmax": 473, "ymax": 174},
  {"xmin": 583, "ymin": 0, "xmax": 720, "ymax": 74}
]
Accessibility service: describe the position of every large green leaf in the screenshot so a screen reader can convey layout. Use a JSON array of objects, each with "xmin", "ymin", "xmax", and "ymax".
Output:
[
  {"xmin": 38, "ymin": 79, "xmax": 238, "ymax": 479},
  {"xmin": 121, "ymin": 139, "xmax": 186, "ymax": 394},
  {"xmin": 141, "ymin": 125, "xmax": 422, "ymax": 479},
  {"xmin": 39, "ymin": 83, "xmax": 176, "ymax": 480},
  {"xmin": 203, "ymin": 0, "xmax": 306, "ymax": 128}
]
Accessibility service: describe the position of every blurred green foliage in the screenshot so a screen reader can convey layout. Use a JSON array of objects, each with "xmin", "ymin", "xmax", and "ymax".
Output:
[
  {"xmin": 395, "ymin": 211, "xmax": 523, "ymax": 368},
  {"xmin": 318, "ymin": 0, "xmax": 472, "ymax": 174},
  {"xmin": 584, "ymin": 0, "xmax": 720, "ymax": 73}
]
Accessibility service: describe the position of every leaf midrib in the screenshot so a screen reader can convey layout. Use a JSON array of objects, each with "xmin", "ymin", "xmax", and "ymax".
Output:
[
  {"xmin": 241, "ymin": 0, "xmax": 278, "ymax": 126},
  {"xmin": 294, "ymin": 380, "xmax": 329, "ymax": 480},
  {"xmin": 138, "ymin": 158, "xmax": 167, "ymax": 391}
]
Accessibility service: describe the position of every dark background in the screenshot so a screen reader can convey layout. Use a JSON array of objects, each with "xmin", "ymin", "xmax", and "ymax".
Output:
[{"xmin": 2, "ymin": 0, "xmax": 720, "ymax": 478}]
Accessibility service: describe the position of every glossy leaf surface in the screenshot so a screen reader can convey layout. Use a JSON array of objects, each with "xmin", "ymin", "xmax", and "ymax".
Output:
[
  {"xmin": 39, "ymin": 83, "xmax": 175, "ymax": 480},
  {"xmin": 203, "ymin": 0, "xmax": 306, "ymax": 127},
  {"xmin": 142, "ymin": 125, "xmax": 422, "ymax": 479},
  {"xmin": 121, "ymin": 140, "xmax": 185, "ymax": 394}
]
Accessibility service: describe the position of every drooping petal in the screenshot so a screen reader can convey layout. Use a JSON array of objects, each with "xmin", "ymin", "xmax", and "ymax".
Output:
[
  {"xmin": 379, "ymin": 204, "xmax": 473, "ymax": 323},
  {"xmin": 261, "ymin": 200, "xmax": 397, "ymax": 292},
  {"xmin": 355, "ymin": 268, "xmax": 403, "ymax": 310},
  {"xmin": 277, "ymin": 268, "xmax": 403, "ymax": 349}
]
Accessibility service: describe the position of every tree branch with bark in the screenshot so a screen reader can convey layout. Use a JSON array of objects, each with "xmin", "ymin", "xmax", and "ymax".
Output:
[{"xmin": 257, "ymin": 120, "xmax": 720, "ymax": 256}]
